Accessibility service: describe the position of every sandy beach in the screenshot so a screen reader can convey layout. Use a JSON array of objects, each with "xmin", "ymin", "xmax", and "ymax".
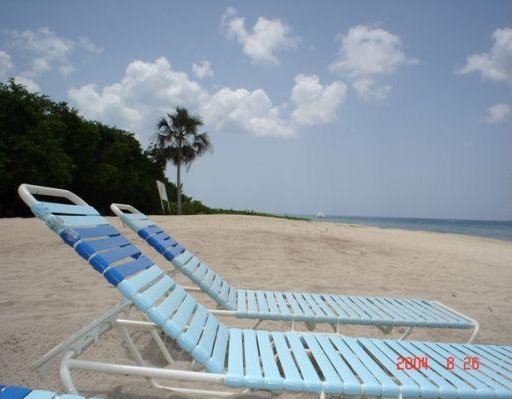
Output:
[{"xmin": 0, "ymin": 215, "xmax": 511, "ymax": 398}]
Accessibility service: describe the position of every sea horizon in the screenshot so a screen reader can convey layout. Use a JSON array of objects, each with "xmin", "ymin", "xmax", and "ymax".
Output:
[{"xmin": 290, "ymin": 214, "xmax": 512, "ymax": 242}]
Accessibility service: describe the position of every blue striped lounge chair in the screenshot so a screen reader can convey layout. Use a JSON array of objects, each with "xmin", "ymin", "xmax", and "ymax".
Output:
[
  {"xmin": 18, "ymin": 184, "xmax": 512, "ymax": 399},
  {"xmin": 0, "ymin": 385, "xmax": 102, "ymax": 399},
  {"xmin": 110, "ymin": 203, "xmax": 479, "ymax": 342}
]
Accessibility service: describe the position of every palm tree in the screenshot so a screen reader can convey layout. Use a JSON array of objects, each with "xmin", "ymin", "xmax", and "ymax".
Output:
[{"xmin": 152, "ymin": 107, "xmax": 213, "ymax": 215}]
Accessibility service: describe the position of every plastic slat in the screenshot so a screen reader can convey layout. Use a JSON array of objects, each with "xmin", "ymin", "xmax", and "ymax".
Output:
[
  {"xmin": 151, "ymin": 231, "xmax": 171, "ymax": 241},
  {"xmin": 409, "ymin": 341, "xmax": 496, "ymax": 397},
  {"xmin": 162, "ymin": 244, "xmax": 184, "ymax": 260},
  {"xmin": 73, "ymin": 225, "xmax": 119, "ymax": 239},
  {"xmin": 202, "ymin": 269, "xmax": 216, "ymax": 290},
  {"xmin": 82, "ymin": 236, "xmax": 131, "ymax": 253},
  {"xmin": 195, "ymin": 315, "xmax": 219, "ymax": 363},
  {"xmin": 396, "ymin": 299, "xmax": 443, "ymax": 323},
  {"xmin": 303, "ymin": 294, "xmax": 330, "ymax": 318},
  {"xmin": 343, "ymin": 297, "xmax": 375, "ymax": 320},
  {"xmin": 399, "ymin": 299, "xmax": 437, "ymax": 323},
  {"xmin": 367, "ymin": 297, "xmax": 399, "ymax": 321},
  {"xmin": 256, "ymin": 330, "xmax": 284, "ymax": 389},
  {"xmin": 151, "ymin": 286, "xmax": 187, "ymax": 322},
  {"xmin": 192, "ymin": 263, "xmax": 208, "ymax": 281},
  {"xmin": 273, "ymin": 292, "xmax": 291, "ymax": 317},
  {"xmin": 219, "ymin": 281, "xmax": 230, "ymax": 304},
  {"xmin": 352, "ymin": 297, "xmax": 390, "ymax": 321},
  {"xmin": 246, "ymin": 290, "xmax": 258, "ymax": 314},
  {"xmin": 423, "ymin": 301, "xmax": 472, "ymax": 326},
  {"xmin": 170, "ymin": 296, "xmax": 197, "ymax": 335},
  {"xmin": 227, "ymin": 287, "xmax": 237, "ymax": 310},
  {"xmin": 375, "ymin": 298, "xmax": 416, "ymax": 325},
  {"xmin": 311, "ymin": 294, "xmax": 336, "ymax": 319},
  {"xmin": 172, "ymin": 249, "xmax": 193, "ymax": 268},
  {"xmin": 58, "ymin": 215, "xmax": 109, "ymax": 227},
  {"xmin": 448, "ymin": 344, "xmax": 512, "ymax": 389},
  {"xmin": 328, "ymin": 337, "xmax": 385, "ymax": 397},
  {"xmin": 424, "ymin": 342, "xmax": 510, "ymax": 395},
  {"xmin": 475, "ymin": 345, "xmax": 512, "ymax": 367},
  {"xmin": 371, "ymin": 297, "xmax": 411, "ymax": 322},
  {"xmin": 302, "ymin": 334, "xmax": 343, "ymax": 393},
  {"xmin": 209, "ymin": 324, "xmax": 229, "ymax": 372},
  {"xmin": 41, "ymin": 201, "xmax": 99, "ymax": 216},
  {"xmin": 392, "ymin": 340, "xmax": 465, "ymax": 396},
  {"xmin": 209, "ymin": 274, "xmax": 223, "ymax": 297},
  {"xmin": 132, "ymin": 219, "xmax": 155, "ymax": 229},
  {"xmin": 315, "ymin": 335, "xmax": 363, "ymax": 396},
  {"xmin": 135, "ymin": 275, "xmax": 174, "ymax": 311},
  {"xmin": 237, "ymin": 290, "xmax": 247, "ymax": 314},
  {"xmin": 243, "ymin": 329, "xmax": 263, "ymax": 387},
  {"xmin": 255, "ymin": 291, "xmax": 270, "ymax": 315},
  {"xmin": 0, "ymin": 386, "xmax": 32, "ymax": 399},
  {"xmin": 271, "ymin": 332, "xmax": 303, "ymax": 390},
  {"xmin": 265, "ymin": 291, "xmax": 280, "ymax": 316},
  {"xmin": 227, "ymin": 328, "xmax": 244, "ymax": 386},
  {"xmin": 463, "ymin": 344, "xmax": 512, "ymax": 371},
  {"xmin": 106, "ymin": 255, "xmax": 154, "ymax": 280},
  {"xmin": 99, "ymin": 244, "xmax": 141, "ymax": 265},
  {"xmin": 286, "ymin": 333, "xmax": 322, "ymax": 392},
  {"xmin": 177, "ymin": 305, "xmax": 208, "ymax": 351},
  {"xmin": 183, "ymin": 256, "xmax": 201, "ymax": 275},
  {"xmin": 359, "ymin": 338, "xmax": 433, "ymax": 397},
  {"xmin": 139, "ymin": 225, "xmax": 163, "ymax": 237},
  {"xmin": 24, "ymin": 391, "xmax": 57, "ymax": 399},
  {"xmin": 323, "ymin": 295, "xmax": 348, "ymax": 318},
  {"xmin": 284, "ymin": 292, "xmax": 304, "ymax": 318},
  {"xmin": 118, "ymin": 265, "xmax": 164, "ymax": 298},
  {"xmin": 330, "ymin": 296, "xmax": 361, "ymax": 320},
  {"xmin": 293, "ymin": 293, "xmax": 315, "ymax": 319}
]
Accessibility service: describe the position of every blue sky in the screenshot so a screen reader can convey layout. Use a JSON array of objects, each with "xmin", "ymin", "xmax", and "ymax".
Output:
[{"xmin": 1, "ymin": 0, "xmax": 511, "ymax": 220}]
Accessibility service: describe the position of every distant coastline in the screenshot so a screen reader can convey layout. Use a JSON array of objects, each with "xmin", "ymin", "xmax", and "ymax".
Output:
[{"xmin": 294, "ymin": 215, "xmax": 512, "ymax": 241}]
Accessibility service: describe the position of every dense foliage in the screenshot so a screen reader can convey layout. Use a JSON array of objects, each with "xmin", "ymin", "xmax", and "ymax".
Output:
[{"xmin": 0, "ymin": 79, "xmax": 210, "ymax": 217}]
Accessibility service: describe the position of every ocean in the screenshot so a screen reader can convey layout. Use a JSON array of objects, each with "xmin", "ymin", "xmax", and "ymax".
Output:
[{"xmin": 300, "ymin": 215, "xmax": 512, "ymax": 242}]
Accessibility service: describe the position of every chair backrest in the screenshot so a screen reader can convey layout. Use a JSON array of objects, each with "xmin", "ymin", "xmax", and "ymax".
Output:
[
  {"xmin": 18, "ymin": 184, "xmax": 228, "ymax": 373},
  {"xmin": 112, "ymin": 204, "xmax": 237, "ymax": 310}
]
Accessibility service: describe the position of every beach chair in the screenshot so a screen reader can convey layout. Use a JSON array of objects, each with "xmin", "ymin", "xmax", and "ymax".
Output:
[
  {"xmin": 0, "ymin": 384, "xmax": 101, "ymax": 398},
  {"xmin": 19, "ymin": 184, "xmax": 512, "ymax": 398},
  {"xmin": 111, "ymin": 203, "xmax": 479, "ymax": 342}
]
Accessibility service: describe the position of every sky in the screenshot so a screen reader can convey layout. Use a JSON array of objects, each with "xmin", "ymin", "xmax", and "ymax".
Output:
[{"xmin": 1, "ymin": 0, "xmax": 511, "ymax": 220}]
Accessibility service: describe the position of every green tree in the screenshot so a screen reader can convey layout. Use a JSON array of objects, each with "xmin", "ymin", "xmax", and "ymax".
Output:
[{"xmin": 151, "ymin": 107, "xmax": 213, "ymax": 215}]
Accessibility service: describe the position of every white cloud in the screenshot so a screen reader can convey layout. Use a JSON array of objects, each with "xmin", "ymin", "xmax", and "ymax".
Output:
[
  {"xmin": 13, "ymin": 75, "xmax": 40, "ymax": 92},
  {"xmin": 486, "ymin": 103, "xmax": 512, "ymax": 124},
  {"xmin": 457, "ymin": 28, "xmax": 512, "ymax": 85},
  {"xmin": 330, "ymin": 25, "xmax": 415, "ymax": 77},
  {"xmin": 0, "ymin": 50, "xmax": 13, "ymax": 78},
  {"xmin": 291, "ymin": 74, "xmax": 347, "ymax": 125},
  {"xmin": 329, "ymin": 25, "xmax": 416, "ymax": 101},
  {"xmin": 68, "ymin": 57, "xmax": 295, "ymax": 141},
  {"xmin": 77, "ymin": 37, "xmax": 104, "ymax": 55},
  {"xmin": 68, "ymin": 58, "xmax": 350, "ymax": 141},
  {"xmin": 203, "ymin": 87, "xmax": 293, "ymax": 137},
  {"xmin": 192, "ymin": 60, "xmax": 214, "ymax": 79},
  {"xmin": 7, "ymin": 27, "xmax": 103, "ymax": 77},
  {"xmin": 69, "ymin": 57, "xmax": 205, "ymax": 135},
  {"xmin": 352, "ymin": 78, "xmax": 391, "ymax": 102},
  {"xmin": 221, "ymin": 7, "xmax": 299, "ymax": 65}
]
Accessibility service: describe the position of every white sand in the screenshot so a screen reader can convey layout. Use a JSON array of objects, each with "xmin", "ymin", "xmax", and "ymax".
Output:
[{"xmin": 0, "ymin": 215, "xmax": 511, "ymax": 398}]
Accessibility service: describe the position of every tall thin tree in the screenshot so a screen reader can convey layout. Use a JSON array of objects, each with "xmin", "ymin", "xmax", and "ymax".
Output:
[{"xmin": 152, "ymin": 107, "xmax": 213, "ymax": 215}]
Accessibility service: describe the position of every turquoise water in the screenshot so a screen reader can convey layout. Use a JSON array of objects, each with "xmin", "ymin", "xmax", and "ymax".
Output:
[{"xmin": 299, "ymin": 215, "xmax": 512, "ymax": 241}]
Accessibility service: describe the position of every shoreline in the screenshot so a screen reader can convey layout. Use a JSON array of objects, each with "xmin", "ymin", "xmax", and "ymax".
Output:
[{"xmin": 305, "ymin": 215, "xmax": 512, "ymax": 242}]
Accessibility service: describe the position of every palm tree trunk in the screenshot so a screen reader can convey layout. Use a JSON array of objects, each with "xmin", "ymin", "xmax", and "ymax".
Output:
[{"xmin": 176, "ymin": 161, "xmax": 182, "ymax": 215}]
